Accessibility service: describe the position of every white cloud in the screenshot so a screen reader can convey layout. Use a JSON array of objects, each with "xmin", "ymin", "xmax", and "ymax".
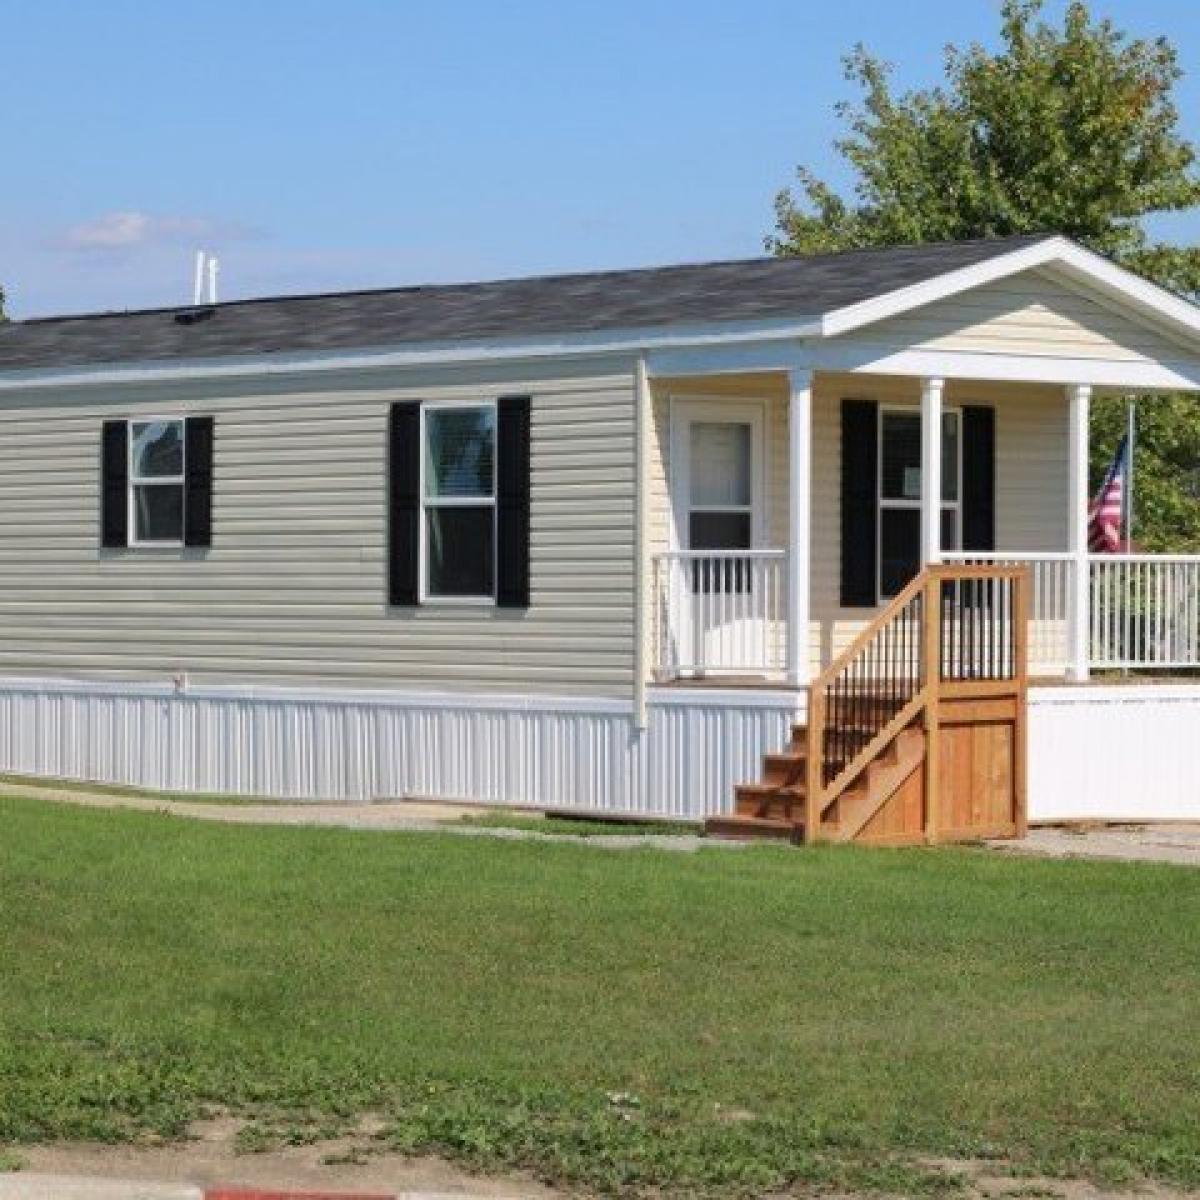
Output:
[{"xmin": 56, "ymin": 211, "xmax": 259, "ymax": 252}]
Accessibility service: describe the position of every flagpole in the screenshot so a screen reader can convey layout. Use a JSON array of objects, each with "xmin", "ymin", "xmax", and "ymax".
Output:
[{"xmin": 1125, "ymin": 397, "xmax": 1136, "ymax": 552}]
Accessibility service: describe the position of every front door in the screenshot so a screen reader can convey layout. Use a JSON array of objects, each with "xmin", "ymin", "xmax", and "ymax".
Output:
[{"xmin": 670, "ymin": 401, "xmax": 766, "ymax": 673}]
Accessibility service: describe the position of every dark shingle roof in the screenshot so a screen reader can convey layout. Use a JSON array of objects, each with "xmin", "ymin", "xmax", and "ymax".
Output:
[{"xmin": 0, "ymin": 234, "xmax": 1053, "ymax": 371}]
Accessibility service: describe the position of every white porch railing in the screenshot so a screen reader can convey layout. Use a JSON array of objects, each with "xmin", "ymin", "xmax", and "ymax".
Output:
[
  {"xmin": 1089, "ymin": 555, "xmax": 1200, "ymax": 670},
  {"xmin": 944, "ymin": 552, "xmax": 1200, "ymax": 674},
  {"xmin": 652, "ymin": 548, "xmax": 1200, "ymax": 682},
  {"xmin": 652, "ymin": 550, "xmax": 787, "ymax": 677}
]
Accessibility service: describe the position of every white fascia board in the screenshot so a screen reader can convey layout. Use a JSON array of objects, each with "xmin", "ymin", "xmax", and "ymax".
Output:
[
  {"xmin": 810, "ymin": 339, "xmax": 1200, "ymax": 391},
  {"xmin": 820, "ymin": 236, "xmax": 1200, "ymax": 349},
  {"xmin": 645, "ymin": 341, "xmax": 812, "ymax": 377},
  {"xmin": 0, "ymin": 314, "xmax": 822, "ymax": 393}
]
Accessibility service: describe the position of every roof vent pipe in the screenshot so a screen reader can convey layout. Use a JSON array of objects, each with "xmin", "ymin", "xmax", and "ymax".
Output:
[
  {"xmin": 192, "ymin": 251, "xmax": 206, "ymax": 306},
  {"xmin": 192, "ymin": 251, "xmax": 220, "ymax": 305}
]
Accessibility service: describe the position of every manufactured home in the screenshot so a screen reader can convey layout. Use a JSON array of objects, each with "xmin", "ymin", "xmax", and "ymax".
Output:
[{"xmin": 1, "ymin": 233, "xmax": 1199, "ymax": 839}]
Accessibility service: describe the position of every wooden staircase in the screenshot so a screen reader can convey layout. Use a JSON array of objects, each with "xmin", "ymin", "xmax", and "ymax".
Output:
[{"xmin": 705, "ymin": 564, "xmax": 1029, "ymax": 846}]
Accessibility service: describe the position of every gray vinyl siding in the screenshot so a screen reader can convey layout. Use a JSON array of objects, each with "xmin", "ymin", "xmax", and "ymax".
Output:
[{"xmin": 0, "ymin": 357, "xmax": 637, "ymax": 696}]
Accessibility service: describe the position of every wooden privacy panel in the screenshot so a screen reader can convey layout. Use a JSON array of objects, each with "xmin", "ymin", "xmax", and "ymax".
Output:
[
  {"xmin": 936, "ymin": 696, "xmax": 1020, "ymax": 840},
  {"xmin": 854, "ymin": 696, "xmax": 1022, "ymax": 847}
]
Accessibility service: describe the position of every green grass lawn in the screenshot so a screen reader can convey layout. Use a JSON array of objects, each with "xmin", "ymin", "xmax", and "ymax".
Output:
[{"xmin": 1, "ymin": 795, "xmax": 1199, "ymax": 1196}]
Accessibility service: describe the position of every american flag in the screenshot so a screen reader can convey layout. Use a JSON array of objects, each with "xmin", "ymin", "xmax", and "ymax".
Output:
[{"xmin": 1088, "ymin": 434, "xmax": 1130, "ymax": 553}]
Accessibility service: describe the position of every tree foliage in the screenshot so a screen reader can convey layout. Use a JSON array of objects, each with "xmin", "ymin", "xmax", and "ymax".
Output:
[
  {"xmin": 769, "ymin": 0, "xmax": 1200, "ymax": 548},
  {"xmin": 1092, "ymin": 393, "xmax": 1200, "ymax": 551}
]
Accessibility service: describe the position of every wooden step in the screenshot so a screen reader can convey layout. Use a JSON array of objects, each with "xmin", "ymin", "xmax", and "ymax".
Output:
[
  {"xmin": 762, "ymin": 749, "xmax": 807, "ymax": 784},
  {"xmin": 734, "ymin": 781, "xmax": 804, "ymax": 820},
  {"xmin": 704, "ymin": 814, "xmax": 802, "ymax": 842}
]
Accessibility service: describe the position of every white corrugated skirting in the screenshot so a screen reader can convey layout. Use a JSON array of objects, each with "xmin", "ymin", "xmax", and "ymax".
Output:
[
  {"xmin": 5, "ymin": 676, "xmax": 1197, "ymax": 823},
  {"xmin": 1028, "ymin": 684, "xmax": 1200, "ymax": 822},
  {"xmin": 0, "ymin": 677, "xmax": 801, "ymax": 819}
]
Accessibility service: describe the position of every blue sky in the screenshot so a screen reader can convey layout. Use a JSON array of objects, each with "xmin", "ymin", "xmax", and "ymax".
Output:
[{"xmin": 4, "ymin": 0, "xmax": 1199, "ymax": 317}]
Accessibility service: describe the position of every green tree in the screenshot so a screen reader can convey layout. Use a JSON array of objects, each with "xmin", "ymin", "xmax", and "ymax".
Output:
[
  {"xmin": 769, "ymin": 0, "xmax": 1200, "ymax": 547},
  {"xmin": 1092, "ymin": 394, "xmax": 1200, "ymax": 551}
]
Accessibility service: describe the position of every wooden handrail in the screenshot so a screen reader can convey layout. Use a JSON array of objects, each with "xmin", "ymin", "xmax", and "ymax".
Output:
[{"xmin": 811, "ymin": 569, "xmax": 930, "ymax": 692}]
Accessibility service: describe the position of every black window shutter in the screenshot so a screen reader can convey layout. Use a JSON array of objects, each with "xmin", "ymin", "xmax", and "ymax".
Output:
[
  {"xmin": 183, "ymin": 416, "xmax": 215, "ymax": 547},
  {"xmin": 388, "ymin": 401, "xmax": 422, "ymax": 606},
  {"xmin": 496, "ymin": 395, "xmax": 532, "ymax": 608},
  {"xmin": 101, "ymin": 419, "xmax": 128, "ymax": 548},
  {"xmin": 961, "ymin": 406, "xmax": 996, "ymax": 552},
  {"xmin": 840, "ymin": 399, "xmax": 879, "ymax": 607}
]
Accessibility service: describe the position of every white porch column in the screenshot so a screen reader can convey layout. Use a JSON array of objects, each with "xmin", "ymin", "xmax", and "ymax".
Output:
[
  {"xmin": 1067, "ymin": 383, "xmax": 1092, "ymax": 681},
  {"xmin": 920, "ymin": 377, "xmax": 945, "ymax": 566},
  {"xmin": 787, "ymin": 368, "xmax": 813, "ymax": 685}
]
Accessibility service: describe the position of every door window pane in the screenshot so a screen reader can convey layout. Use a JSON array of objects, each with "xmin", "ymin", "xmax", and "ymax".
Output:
[
  {"xmin": 881, "ymin": 413, "xmax": 921, "ymax": 500},
  {"xmin": 688, "ymin": 513, "xmax": 753, "ymax": 595},
  {"xmin": 690, "ymin": 422, "xmax": 751, "ymax": 507},
  {"xmin": 133, "ymin": 483, "xmax": 183, "ymax": 542},
  {"xmin": 689, "ymin": 511, "xmax": 752, "ymax": 551},
  {"xmin": 426, "ymin": 507, "xmax": 494, "ymax": 597},
  {"xmin": 880, "ymin": 508, "xmax": 920, "ymax": 597},
  {"xmin": 424, "ymin": 407, "xmax": 495, "ymax": 499},
  {"xmin": 131, "ymin": 420, "xmax": 183, "ymax": 478}
]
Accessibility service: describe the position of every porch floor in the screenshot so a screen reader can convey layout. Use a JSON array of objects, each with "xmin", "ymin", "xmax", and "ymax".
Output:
[{"xmin": 658, "ymin": 670, "xmax": 1200, "ymax": 690}]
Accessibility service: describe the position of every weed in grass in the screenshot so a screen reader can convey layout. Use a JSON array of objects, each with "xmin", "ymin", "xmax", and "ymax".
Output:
[
  {"xmin": 233, "ymin": 1124, "xmax": 275, "ymax": 1155},
  {"xmin": 0, "ymin": 1150, "xmax": 26, "ymax": 1173}
]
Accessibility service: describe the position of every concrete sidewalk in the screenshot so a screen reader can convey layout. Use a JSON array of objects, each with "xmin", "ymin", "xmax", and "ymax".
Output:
[
  {"xmin": 990, "ymin": 822, "xmax": 1200, "ymax": 866},
  {"xmin": 0, "ymin": 778, "xmax": 721, "ymax": 852},
  {"xmin": 0, "ymin": 1175, "xmax": 531, "ymax": 1200}
]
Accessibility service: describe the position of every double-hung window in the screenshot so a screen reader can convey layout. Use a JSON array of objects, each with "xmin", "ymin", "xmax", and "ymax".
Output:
[
  {"xmin": 877, "ymin": 408, "xmax": 961, "ymax": 600},
  {"xmin": 421, "ymin": 402, "xmax": 497, "ymax": 600},
  {"xmin": 129, "ymin": 419, "xmax": 186, "ymax": 545}
]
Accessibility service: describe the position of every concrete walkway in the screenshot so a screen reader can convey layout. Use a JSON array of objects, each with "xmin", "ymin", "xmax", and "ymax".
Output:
[
  {"xmin": 990, "ymin": 823, "xmax": 1200, "ymax": 867},
  {"xmin": 0, "ymin": 779, "xmax": 723, "ymax": 852},
  {"xmin": 6, "ymin": 777, "xmax": 1199, "ymax": 863}
]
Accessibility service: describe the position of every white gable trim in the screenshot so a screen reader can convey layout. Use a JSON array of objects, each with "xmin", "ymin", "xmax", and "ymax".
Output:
[
  {"xmin": 820, "ymin": 236, "xmax": 1200, "ymax": 348},
  {"xmin": 811, "ymin": 339, "xmax": 1200, "ymax": 391}
]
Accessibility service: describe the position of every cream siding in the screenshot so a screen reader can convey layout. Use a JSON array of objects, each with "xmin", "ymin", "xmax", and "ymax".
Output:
[
  {"xmin": 857, "ymin": 266, "xmax": 1197, "ymax": 363},
  {"xmin": 648, "ymin": 371, "xmax": 1067, "ymax": 676},
  {"xmin": 0, "ymin": 358, "xmax": 638, "ymax": 696},
  {"xmin": 809, "ymin": 375, "xmax": 1068, "ymax": 666}
]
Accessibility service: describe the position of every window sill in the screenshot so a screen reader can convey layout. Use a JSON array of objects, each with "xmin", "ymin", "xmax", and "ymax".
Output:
[{"xmin": 417, "ymin": 597, "xmax": 498, "ymax": 609}]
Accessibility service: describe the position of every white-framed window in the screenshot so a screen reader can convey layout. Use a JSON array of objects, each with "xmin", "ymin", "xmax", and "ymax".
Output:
[
  {"xmin": 420, "ymin": 400, "xmax": 497, "ymax": 602},
  {"xmin": 129, "ymin": 418, "xmax": 185, "ymax": 546},
  {"xmin": 877, "ymin": 407, "xmax": 961, "ymax": 601}
]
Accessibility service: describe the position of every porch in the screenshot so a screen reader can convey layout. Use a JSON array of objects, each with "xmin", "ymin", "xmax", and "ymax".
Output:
[{"xmin": 646, "ymin": 370, "xmax": 1200, "ymax": 685}]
